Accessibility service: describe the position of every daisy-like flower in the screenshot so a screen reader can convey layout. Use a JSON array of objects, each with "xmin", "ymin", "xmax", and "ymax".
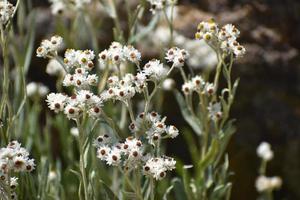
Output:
[
  {"xmin": 0, "ymin": 1, "xmax": 15, "ymax": 26},
  {"xmin": 98, "ymin": 42, "xmax": 142, "ymax": 70},
  {"xmin": 123, "ymin": 45, "xmax": 141, "ymax": 64},
  {"xmin": 143, "ymin": 156, "xmax": 176, "ymax": 180},
  {"xmin": 36, "ymin": 35, "xmax": 63, "ymax": 58},
  {"xmin": 204, "ymin": 83, "xmax": 215, "ymax": 96},
  {"xmin": 143, "ymin": 59, "xmax": 168, "ymax": 81},
  {"xmin": 46, "ymin": 93, "xmax": 67, "ymax": 113},
  {"xmin": 106, "ymin": 147, "xmax": 122, "ymax": 166},
  {"xmin": 207, "ymin": 102, "xmax": 222, "ymax": 121},
  {"xmin": 165, "ymin": 47, "xmax": 189, "ymax": 68},
  {"xmin": 191, "ymin": 75, "xmax": 205, "ymax": 91},
  {"xmin": 64, "ymin": 104, "xmax": 81, "ymax": 120},
  {"xmin": 0, "ymin": 141, "xmax": 35, "ymax": 174},
  {"xmin": 182, "ymin": 81, "xmax": 194, "ymax": 95},
  {"xmin": 195, "ymin": 20, "xmax": 218, "ymax": 41},
  {"xmin": 166, "ymin": 125, "xmax": 179, "ymax": 138},
  {"xmin": 97, "ymin": 146, "xmax": 111, "ymax": 161}
]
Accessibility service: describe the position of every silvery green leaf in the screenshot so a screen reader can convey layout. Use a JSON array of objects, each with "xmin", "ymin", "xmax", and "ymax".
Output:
[
  {"xmin": 171, "ymin": 178, "xmax": 188, "ymax": 200},
  {"xmin": 99, "ymin": 179, "xmax": 119, "ymax": 200},
  {"xmin": 214, "ymin": 120, "xmax": 236, "ymax": 166},
  {"xmin": 163, "ymin": 184, "xmax": 174, "ymax": 200},
  {"xmin": 197, "ymin": 139, "xmax": 219, "ymax": 173},
  {"xmin": 210, "ymin": 183, "xmax": 232, "ymax": 200},
  {"xmin": 232, "ymin": 78, "xmax": 240, "ymax": 97},
  {"xmin": 222, "ymin": 63, "xmax": 230, "ymax": 82},
  {"xmin": 129, "ymin": 14, "xmax": 159, "ymax": 44},
  {"xmin": 174, "ymin": 90, "xmax": 202, "ymax": 135},
  {"xmin": 182, "ymin": 167, "xmax": 195, "ymax": 200}
]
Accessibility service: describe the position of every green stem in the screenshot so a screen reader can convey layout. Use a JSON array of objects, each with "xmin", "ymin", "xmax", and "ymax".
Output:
[
  {"xmin": 135, "ymin": 169, "xmax": 143, "ymax": 200},
  {"xmin": 150, "ymin": 177, "xmax": 155, "ymax": 200},
  {"xmin": 213, "ymin": 53, "xmax": 223, "ymax": 99},
  {"xmin": 77, "ymin": 118, "xmax": 89, "ymax": 200}
]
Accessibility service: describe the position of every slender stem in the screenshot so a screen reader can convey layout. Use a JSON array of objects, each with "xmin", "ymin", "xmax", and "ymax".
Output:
[
  {"xmin": 213, "ymin": 53, "xmax": 223, "ymax": 99},
  {"xmin": 135, "ymin": 169, "xmax": 143, "ymax": 200},
  {"xmin": 180, "ymin": 67, "xmax": 188, "ymax": 82},
  {"xmin": 127, "ymin": 102, "xmax": 135, "ymax": 123},
  {"xmin": 110, "ymin": 0, "xmax": 124, "ymax": 42},
  {"xmin": 77, "ymin": 118, "xmax": 89, "ymax": 200},
  {"xmin": 150, "ymin": 177, "xmax": 155, "ymax": 200},
  {"xmin": 144, "ymin": 81, "xmax": 158, "ymax": 114},
  {"xmin": 0, "ymin": 27, "xmax": 11, "ymax": 144},
  {"xmin": 163, "ymin": 4, "xmax": 174, "ymax": 47},
  {"xmin": 199, "ymin": 93, "xmax": 209, "ymax": 157},
  {"xmin": 54, "ymin": 56, "xmax": 68, "ymax": 73}
]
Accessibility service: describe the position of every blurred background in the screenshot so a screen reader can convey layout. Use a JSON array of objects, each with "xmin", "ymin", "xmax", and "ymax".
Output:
[{"xmin": 25, "ymin": 0, "xmax": 300, "ymax": 199}]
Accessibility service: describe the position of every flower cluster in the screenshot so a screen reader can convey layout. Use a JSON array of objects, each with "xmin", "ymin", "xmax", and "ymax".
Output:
[
  {"xmin": 0, "ymin": 141, "xmax": 35, "ymax": 199},
  {"xmin": 100, "ymin": 57, "xmax": 173, "ymax": 104},
  {"xmin": 143, "ymin": 156, "xmax": 176, "ymax": 180},
  {"xmin": 255, "ymin": 175, "xmax": 282, "ymax": 192},
  {"xmin": 46, "ymin": 90, "xmax": 102, "ymax": 120},
  {"xmin": 36, "ymin": 35, "xmax": 63, "ymax": 58},
  {"xmin": 0, "ymin": 141, "xmax": 35, "ymax": 174},
  {"xmin": 207, "ymin": 102, "xmax": 222, "ymax": 121},
  {"xmin": 37, "ymin": 36, "xmax": 102, "ymax": 120},
  {"xmin": 0, "ymin": 0, "xmax": 15, "ymax": 26},
  {"xmin": 181, "ymin": 75, "xmax": 215, "ymax": 96},
  {"xmin": 101, "ymin": 74, "xmax": 140, "ymax": 104},
  {"xmin": 165, "ymin": 47, "xmax": 189, "ymax": 68},
  {"xmin": 146, "ymin": 0, "xmax": 176, "ymax": 14},
  {"xmin": 98, "ymin": 42, "xmax": 141, "ymax": 70},
  {"xmin": 129, "ymin": 112, "xmax": 179, "ymax": 145},
  {"xmin": 95, "ymin": 131, "xmax": 176, "ymax": 180},
  {"xmin": 95, "ymin": 136, "xmax": 144, "ymax": 168},
  {"xmin": 256, "ymin": 142, "xmax": 274, "ymax": 161},
  {"xmin": 49, "ymin": 0, "xmax": 92, "ymax": 15},
  {"xmin": 195, "ymin": 20, "xmax": 246, "ymax": 57},
  {"xmin": 255, "ymin": 142, "xmax": 282, "ymax": 194},
  {"xmin": 62, "ymin": 49, "xmax": 98, "ymax": 88}
]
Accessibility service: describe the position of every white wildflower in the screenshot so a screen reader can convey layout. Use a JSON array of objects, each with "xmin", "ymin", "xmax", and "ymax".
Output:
[{"xmin": 257, "ymin": 142, "xmax": 274, "ymax": 161}]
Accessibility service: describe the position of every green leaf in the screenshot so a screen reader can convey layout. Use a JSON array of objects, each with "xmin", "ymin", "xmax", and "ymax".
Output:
[
  {"xmin": 99, "ymin": 180, "xmax": 119, "ymax": 200},
  {"xmin": 214, "ymin": 120, "xmax": 236, "ymax": 166},
  {"xmin": 210, "ymin": 183, "xmax": 232, "ymax": 200},
  {"xmin": 174, "ymin": 90, "xmax": 202, "ymax": 135},
  {"xmin": 129, "ymin": 14, "xmax": 159, "ymax": 44},
  {"xmin": 198, "ymin": 139, "xmax": 219, "ymax": 172},
  {"xmin": 163, "ymin": 184, "xmax": 174, "ymax": 200},
  {"xmin": 232, "ymin": 78, "xmax": 240, "ymax": 98},
  {"xmin": 171, "ymin": 178, "xmax": 188, "ymax": 200}
]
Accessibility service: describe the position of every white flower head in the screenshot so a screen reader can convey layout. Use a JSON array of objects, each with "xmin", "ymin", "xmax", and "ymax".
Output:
[
  {"xmin": 46, "ymin": 93, "xmax": 67, "ymax": 113},
  {"xmin": 123, "ymin": 45, "xmax": 141, "ymax": 64},
  {"xmin": 208, "ymin": 102, "xmax": 222, "ymax": 121},
  {"xmin": 0, "ymin": 1, "xmax": 15, "ymax": 25},
  {"xmin": 167, "ymin": 125, "xmax": 179, "ymax": 138},
  {"xmin": 36, "ymin": 35, "xmax": 63, "ymax": 58},
  {"xmin": 162, "ymin": 78, "xmax": 175, "ymax": 91},
  {"xmin": 165, "ymin": 47, "xmax": 189, "ymax": 68},
  {"xmin": 70, "ymin": 127, "xmax": 79, "ymax": 137},
  {"xmin": 106, "ymin": 147, "xmax": 122, "ymax": 166},
  {"xmin": 257, "ymin": 142, "xmax": 274, "ymax": 161},
  {"xmin": 182, "ymin": 81, "xmax": 194, "ymax": 95}
]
